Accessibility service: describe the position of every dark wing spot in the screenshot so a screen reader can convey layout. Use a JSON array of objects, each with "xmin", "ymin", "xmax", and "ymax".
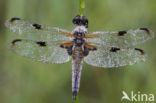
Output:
[
  {"xmin": 140, "ymin": 28, "xmax": 150, "ymax": 34},
  {"xmin": 118, "ymin": 31, "xmax": 127, "ymax": 36},
  {"xmin": 10, "ymin": 17, "xmax": 20, "ymax": 22},
  {"xmin": 88, "ymin": 48, "xmax": 97, "ymax": 51},
  {"xmin": 59, "ymin": 44, "xmax": 69, "ymax": 48},
  {"xmin": 135, "ymin": 48, "xmax": 145, "ymax": 55},
  {"xmin": 32, "ymin": 24, "xmax": 42, "ymax": 30},
  {"xmin": 36, "ymin": 41, "xmax": 47, "ymax": 46},
  {"xmin": 60, "ymin": 45, "xmax": 64, "ymax": 48},
  {"xmin": 11, "ymin": 39, "xmax": 22, "ymax": 44},
  {"xmin": 86, "ymin": 46, "xmax": 97, "ymax": 51},
  {"xmin": 92, "ymin": 47, "xmax": 97, "ymax": 51},
  {"xmin": 110, "ymin": 47, "xmax": 120, "ymax": 52}
]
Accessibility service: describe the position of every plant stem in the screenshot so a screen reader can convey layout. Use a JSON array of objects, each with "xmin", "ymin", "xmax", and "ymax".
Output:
[{"xmin": 79, "ymin": 0, "xmax": 85, "ymax": 15}]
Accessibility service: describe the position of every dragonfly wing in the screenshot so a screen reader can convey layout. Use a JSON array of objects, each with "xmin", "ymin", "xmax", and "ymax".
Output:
[
  {"xmin": 5, "ymin": 17, "xmax": 71, "ymax": 42},
  {"xmin": 87, "ymin": 28, "xmax": 154, "ymax": 47},
  {"xmin": 84, "ymin": 45, "xmax": 146, "ymax": 68},
  {"xmin": 8, "ymin": 39, "xmax": 71, "ymax": 64}
]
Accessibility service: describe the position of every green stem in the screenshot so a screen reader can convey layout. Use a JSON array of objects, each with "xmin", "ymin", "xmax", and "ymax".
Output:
[{"xmin": 79, "ymin": 0, "xmax": 85, "ymax": 15}]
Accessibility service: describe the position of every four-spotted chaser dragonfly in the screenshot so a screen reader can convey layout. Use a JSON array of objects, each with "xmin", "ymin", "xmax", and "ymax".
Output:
[{"xmin": 5, "ymin": 15, "xmax": 154, "ymax": 100}]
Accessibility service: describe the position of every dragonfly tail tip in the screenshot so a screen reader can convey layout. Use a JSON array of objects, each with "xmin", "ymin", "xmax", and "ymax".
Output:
[{"xmin": 72, "ymin": 91, "xmax": 77, "ymax": 100}]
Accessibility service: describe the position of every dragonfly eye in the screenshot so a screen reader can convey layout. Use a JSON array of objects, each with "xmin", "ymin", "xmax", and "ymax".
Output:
[
  {"xmin": 82, "ymin": 16, "xmax": 88, "ymax": 28},
  {"xmin": 72, "ymin": 15, "xmax": 88, "ymax": 28},
  {"xmin": 72, "ymin": 15, "xmax": 80, "ymax": 25}
]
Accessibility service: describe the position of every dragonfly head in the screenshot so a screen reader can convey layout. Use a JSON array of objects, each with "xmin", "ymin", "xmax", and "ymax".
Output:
[{"xmin": 72, "ymin": 15, "xmax": 88, "ymax": 28}]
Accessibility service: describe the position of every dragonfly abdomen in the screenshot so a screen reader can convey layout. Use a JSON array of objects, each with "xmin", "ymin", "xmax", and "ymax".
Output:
[{"xmin": 72, "ymin": 46, "xmax": 83, "ymax": 100}]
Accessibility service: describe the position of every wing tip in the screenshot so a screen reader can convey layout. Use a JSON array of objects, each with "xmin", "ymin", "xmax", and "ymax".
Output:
[
  {"xmin": 5, "ymin": 17, "xmax": 21, "ymax": 29},
  {"xmin": 139, "ymin": 28, "xmax": 155, "ymax": 38},
  {"xmin": 140, "ymin": 28, "xmax": 150, "ymax": 34},
  {"xmin": 9, "ymin": 17, "xmax": 21, "ymax": 23},
  {"xmin": 134, "ymin": 48, "xmax": 145, "ymax": 55},
  {"xmin": 11, "ymin": 39, "xmax": 22, "ymax": 44}
]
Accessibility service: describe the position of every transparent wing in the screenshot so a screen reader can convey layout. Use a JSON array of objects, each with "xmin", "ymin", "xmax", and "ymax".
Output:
[
  {"xmin": 5, "ymin": 17, "xmax": 71, "ymax": 42},
  {"xmin": 8, "ymin": 39, "xmax": 71, "ymax": 64},
  {"xmin": 84, "ymin": 45, "xmax": 146, "ymax": 68},
  {"xmin": 87, "ymin": 28, "xmax": 154, "ymax": 47}
]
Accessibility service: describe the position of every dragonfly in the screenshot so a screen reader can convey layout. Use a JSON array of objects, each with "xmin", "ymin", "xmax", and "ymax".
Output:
[{"xmin": 5, "ymin": 15, "xmax": 154, "ymax": 100}]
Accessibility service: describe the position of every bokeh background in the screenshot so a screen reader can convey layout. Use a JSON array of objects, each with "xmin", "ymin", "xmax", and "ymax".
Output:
[{"xmin": 0, "ymin": 0, "xmax": 156, "ymax": 103}]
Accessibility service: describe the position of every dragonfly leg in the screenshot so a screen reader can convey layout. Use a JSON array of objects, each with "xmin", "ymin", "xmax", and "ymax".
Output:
[{"xmin": 83, "ymin": 46, "xmax": 89, "ymax": 56}]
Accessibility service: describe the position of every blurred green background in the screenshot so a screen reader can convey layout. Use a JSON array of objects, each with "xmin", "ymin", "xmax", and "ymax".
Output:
[{"xmin": 0, "ymin": 0, "xmax": 156, "ymax": 103}]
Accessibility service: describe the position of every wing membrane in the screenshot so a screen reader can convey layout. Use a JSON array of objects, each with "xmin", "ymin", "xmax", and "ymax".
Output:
[
  {"xmin": 87, "ymin": 28, "xmax": 154, "ymax": 47},
  {"xmin": 84, "ymin": 45, "xmax": 146, "ymax": 68},
  {"xmin": 5, "ymin": 18, "xmax": 71, "ymax": 42},
  {"xmin": 8, "ymin": 39, "xmax": 71, "ymax": 64}
]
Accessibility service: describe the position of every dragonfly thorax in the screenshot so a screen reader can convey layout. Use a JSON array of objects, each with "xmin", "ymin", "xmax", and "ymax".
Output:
[
  {"xmin": 73, "ymin": 26, "xmax": 87, "ymax": 47},
  {"xmin": 73, "ymin": 38, "xmax": 85, "ymax": 47},
  {"xmin": 74, "ymin": 31, "xmax": 85, "ymax": 39}
]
